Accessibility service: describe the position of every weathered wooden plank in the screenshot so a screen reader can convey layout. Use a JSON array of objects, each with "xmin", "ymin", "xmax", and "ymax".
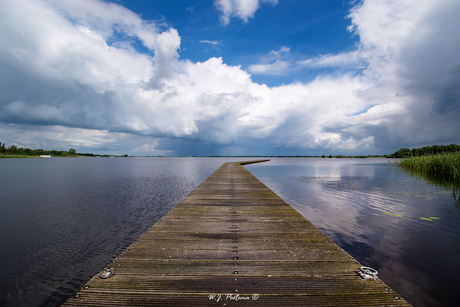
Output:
[
  {"xmin": 118, "ymin": 249, "xmax": 350, "ymax": 261},
  {"xmin": 103, "ymin": 260, "xmax": 361, "ymax": 277},
  {"xmin": 137, "ymin": 231, "xmax": 327, "ymax": 241},
  {"xmin": 119, "ymin": 240, "xmax": 346, "ymax": 252},
  {"xmin": 71, "ymin": 276, "xmax": 399, "ymax": 298},
  {"xmin": 64, "ymin": 161, "xmax": 411, "ymax": 306},
  {"xmin": 65, "ymin": 293, "xmax": 409, "ymax": 307}
]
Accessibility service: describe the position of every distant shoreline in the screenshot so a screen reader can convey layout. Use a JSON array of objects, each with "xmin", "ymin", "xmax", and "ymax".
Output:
[{"xmin": 0, "ymin": 154, "xmax": 389, "ymax": 159}]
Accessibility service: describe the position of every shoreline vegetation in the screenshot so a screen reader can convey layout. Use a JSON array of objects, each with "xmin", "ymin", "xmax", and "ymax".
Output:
[
  {"xmin": 384, "ymin": 144, "xmax": 460, "ymax": 158},
  {"xmin": 0, "ymin": 142, "xmax": 80, "ymax": 158},
  {"xmin": 389, "ymin": 144, "xmax": 460, "ymax": 191},
  {"xmin": 0, "ymin": 141, "xmax": 387, "ymax": 159},
  {"xmin": 397, "ymin": 153, "xmax": 460, "ymax": 188},
  {"xmin": 0, "ymin": 142, "xmax": 127, "ymax": 158},
  {"xmin": 0, "ymin": 141, "xmax": 458, "ymax": 161}
]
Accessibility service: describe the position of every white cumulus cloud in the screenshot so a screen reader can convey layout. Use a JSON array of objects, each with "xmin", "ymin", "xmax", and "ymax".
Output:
[
  {"xmin": 0, "ymin": 0, "xmax": 459, "ymax": 156},
  {"xmin": 214, "ymin": 0, "xmax": 278, "ymax": 25}
]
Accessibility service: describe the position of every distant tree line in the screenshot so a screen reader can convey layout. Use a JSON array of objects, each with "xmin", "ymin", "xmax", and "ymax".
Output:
[
  {"xmin": 385, "ymin": 144, "xmax": 460, "ymax": 158},
  {"xmin": 0, "ymin": 142, "xmax": 77, "ymax": 156}
]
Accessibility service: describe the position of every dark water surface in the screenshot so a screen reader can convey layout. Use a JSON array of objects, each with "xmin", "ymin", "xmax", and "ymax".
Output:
[
  {"xmin": 0, "ymin": 157, "xmax": 249, "ymax": 306},
  {"xmin": 1, "ymin": 158, "xmax": 459, "ymax": 306}
]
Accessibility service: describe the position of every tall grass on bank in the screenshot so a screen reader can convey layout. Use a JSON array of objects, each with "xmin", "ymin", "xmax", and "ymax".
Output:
[
  {"xmin": 0, "ymin": 155, "xmax": 36, "ymax": 159},
  {"xmin": 397, "ymin": 153, "xmax": 460, "ymax": 187}
]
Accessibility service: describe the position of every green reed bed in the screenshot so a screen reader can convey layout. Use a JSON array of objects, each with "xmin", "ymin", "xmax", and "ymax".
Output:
[
  {"xmin": 0, "ymin": 155, "xmax": 30, "ymax": 159},
  {"xmin": 398, "ymin": 153, "xmax": 460, "ymax": 186}
]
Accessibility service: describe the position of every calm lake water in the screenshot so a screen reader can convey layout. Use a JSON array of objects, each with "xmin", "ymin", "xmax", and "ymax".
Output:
[{"xmin": 1, "ymin": 158, "xmax": 459, "ymax": 306}]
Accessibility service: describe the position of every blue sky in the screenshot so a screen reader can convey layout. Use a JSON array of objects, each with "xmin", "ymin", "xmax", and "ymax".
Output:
[
  {"xmin": 120, "ymin": 0, "xmax": 359, "ymax": 86},
  {"xmin": 1, "ymin": 0, "xmax": 459, "ymax": 156}
]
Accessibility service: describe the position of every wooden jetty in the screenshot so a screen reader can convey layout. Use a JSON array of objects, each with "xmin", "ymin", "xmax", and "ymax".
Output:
[{"xmin": 64, "ymin": 160, "xmax": 411, "ymax": 306}]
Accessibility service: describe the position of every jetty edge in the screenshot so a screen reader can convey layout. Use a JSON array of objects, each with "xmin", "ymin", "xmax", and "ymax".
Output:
[{"xmin": 64, "ymin": 160, "xmax": 411, "ymax": 306}]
